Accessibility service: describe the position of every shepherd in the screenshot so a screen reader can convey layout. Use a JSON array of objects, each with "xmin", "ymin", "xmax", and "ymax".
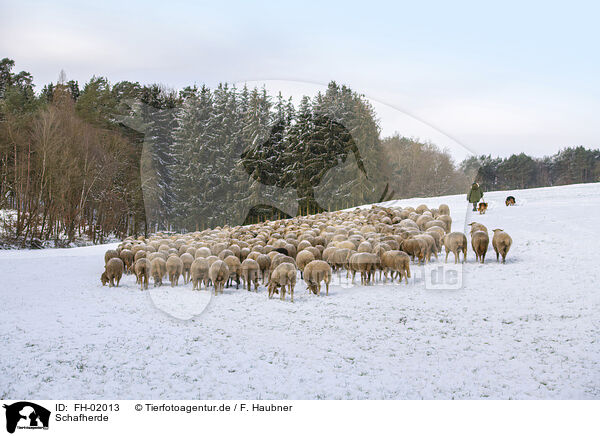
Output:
[{"xmin": 467, "ymin": 182, "xmax": 484, "ymax": 212}]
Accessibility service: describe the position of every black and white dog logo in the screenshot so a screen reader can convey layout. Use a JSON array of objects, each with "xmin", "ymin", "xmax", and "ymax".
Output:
[{"xmin": 3, "ymin": 402, "xmax": 50, "ymax": 433}]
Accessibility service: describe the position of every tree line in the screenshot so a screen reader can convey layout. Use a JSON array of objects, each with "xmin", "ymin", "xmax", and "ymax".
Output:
[
  {"xmin": 1, "ymin": 57, "xmax": 598, "ymax": 246},
  {"xmin": 460, "ymin": 148, "xmax": 600, "ymax": 191}
]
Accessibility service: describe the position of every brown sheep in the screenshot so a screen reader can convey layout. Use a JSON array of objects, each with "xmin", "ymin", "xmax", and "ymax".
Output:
[
  {"xmin": 443, "ymin": 232, "xmax": 468, "ymax": 264},
  {"xmin": 416, "ymin": 215, "xmax": 434, "ymax": 230},
  {"xmin": 438, "ymin": 215, "xmax": 452, "ymax": 232},
  {"xmin": 329, "ymin": 248, "xmax": 352, "ymax": 272},
  {"xmin": 415, "ymin": 204, "xmax": 430, "ymax": 214},
  {"xmin": 180, "ymin": 253, "xmax": 194, "ymax": 283},
  {"xmin": 224, "ymin": 255, "xmax": 242, "ymax": 289},
  {"xmin": 381, "ymin": 250, "xmax": 411, "ymax": 284},
  {"xmin": 241, "ymin": 258, "xmax": 260, "ymax": 292},
  {"xmin": 414, "ymin": 234, "xmax": 438, "ymax": 262},
  {"xmin": 119, "ymin": 249, "xmax": 134, "ymax": 273},
  {"xmin": 150, "ymin": 257, "xmax": 167, "ymax": 287},
  {"xmin": 104, "ymin": 249, "xmax": 119, "ymax": 264},
  {"xmin": 270, "ymin": 254, "xmax": 296, "ymax": 271},
  {"xmin": 303, "ymin": 260, "xmax": 332, "ymax": 296},
  {"xmin": 102, "ymin": 257, "xmax": 124, "ymax": 287},
  {"xmin": 134, "ymin": 258, "xmax": 151, "ymax": 290},
  {"xmin": 348, "ymin": 252, "xmax": 379, "ymax": 285},
  {"xmin": 268, "ymin": 262, "xmax": 297, "ymax": 302},
  {"xmin": 166, "ymin": 255, "xmax": 183, "ymax": 287},
  {"xmin": 492, "ymin": 229, "xmax": 513, "ymax": 263},
  {"xmin": 134, "ymin": 250, "xmax": 147, "ymax": 263},
  {"xmin": 468, "ymin": 222, "xmax": 488, "ymax": 235},
  {"xmin": 190, "ymin": 258, "xmax": 210, "ymax": 290},
  {"xmin": 401, "ymin": 238, "xmax": 425, "ymax": 264},
  {"xmin": 256, "ymin": 254, "xmax": 271, "ymax": 284},
  {"xmin": 295, "ymin": 249, "xmax": 316, "ymax": 279},
  {"xmin": 471, "ymin": 230, "xmax": 489, "ymax": 263},
  {"xmin": 195, "ymin": 247, "xmax": 211, "ymax": 259},
  {"xmin": 209, "ymin": 260, "xmax": 230, "ymax": 295}
]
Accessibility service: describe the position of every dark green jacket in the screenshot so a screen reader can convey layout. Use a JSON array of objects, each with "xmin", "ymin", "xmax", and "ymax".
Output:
[{"xmin": 467, "ymin": 184, "xmax": 483, "ymax": 203}]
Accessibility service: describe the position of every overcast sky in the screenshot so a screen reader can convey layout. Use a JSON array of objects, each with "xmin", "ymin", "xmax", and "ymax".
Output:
[{"xmin": 1, "ymin": 0, "xmax": 599, "ymax": 160}]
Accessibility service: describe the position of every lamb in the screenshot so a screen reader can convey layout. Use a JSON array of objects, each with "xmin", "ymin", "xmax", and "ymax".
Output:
[
  {"xmin": 443, "ymin": 232, "xmax": 468, "ymax": 264},
  {"xmin": 209, "ymin": 260, "xmax": 230, "ymax": 295},
  {"xmin": 180, "ymin": 252, "xmax": 194, "ymax": 283},
  {"xmin": 241, "ymin": 258, "xmax": 260, "ymax": 292},
  {"xmin": 303, "ymin": 260, "xmax": 332, "ymax": 296},
  {"xmin": 190, "ymin": 258, "xmax": 210, "ymax": 290},
  {"xmin": 492, "ymin": 229, "xmax": 513, "ymax": 263},
  {"xmin": 134, "ymin": 258, "xmax": 151, "ymax": 290},
  {"xmin": 295, "ymin": 249, "xmax": 316, "ymax": 279},
  {"xmin": 150, "ymin": 257, "xmax": 167, "ymax": 287},
  {"xmin": 268, "ymin": 262, "xmax": 297, "ymax": 302},
  {"xmin": 438, "ymin": 204, "xmax": 450, "ymax": 216},
  {"xmin": 101, "ymin": 257, "xmax": 124, "ymax": 287},
  {"xmin": 471, "ymin": 230, "xmax": 489, "ymax": 263},
  {"xmin": 380, "ymin": 250, "xmax": 411, "ymax": 284},
  {"xmin": 166, "ymin": 255, "xmax": 183, "ymax": 287}
]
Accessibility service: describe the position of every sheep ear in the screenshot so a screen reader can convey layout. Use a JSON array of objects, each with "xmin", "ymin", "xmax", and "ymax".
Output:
[{"xmin": 493, "ymin": 228, "xmax": 503, "ymax": 232}]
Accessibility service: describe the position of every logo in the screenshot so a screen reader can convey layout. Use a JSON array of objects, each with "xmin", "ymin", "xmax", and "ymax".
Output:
[
  {"xmin": 424, "ymin": 264, "xmax": 463, "ymax": 290},
  {"xmin": 3, "ymin": 402, "xmax": 50, "ymax": 434}
]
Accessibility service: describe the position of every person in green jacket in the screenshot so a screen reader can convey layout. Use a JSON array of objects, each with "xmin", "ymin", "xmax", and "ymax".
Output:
[{"xmin": 467, "ymin": 182, "xmax": 483, "ymax": 211}]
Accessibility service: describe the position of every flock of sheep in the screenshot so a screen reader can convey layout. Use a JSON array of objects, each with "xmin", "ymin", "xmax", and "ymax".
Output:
[{"xmin": 100, "ymin": 203, "xmax": 513, "ymax": 301}]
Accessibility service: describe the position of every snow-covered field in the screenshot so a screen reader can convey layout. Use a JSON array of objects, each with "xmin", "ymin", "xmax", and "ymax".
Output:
[{"xmin": 1, "ymin": 183, "xmax": 599, "ymax": 399}]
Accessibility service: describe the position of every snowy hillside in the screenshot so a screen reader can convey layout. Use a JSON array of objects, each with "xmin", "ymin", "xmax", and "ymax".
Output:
[{"xmin": 1, "ymin": 183, "xmax": 599, "ymax": 399}]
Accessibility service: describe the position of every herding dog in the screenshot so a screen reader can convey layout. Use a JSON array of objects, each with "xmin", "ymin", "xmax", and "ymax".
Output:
[
  {"xmin": 505, "ymin": 196, "xmax": 516, "ymax": 206},
  {"xmin": 477, "ymin": 202, "xmax": 488, "ymax": 214}
]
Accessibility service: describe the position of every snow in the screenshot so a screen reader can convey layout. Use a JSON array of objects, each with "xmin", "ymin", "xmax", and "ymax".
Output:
[{"xmin": 1, "ymin": 182, "xmax": 599, "ymax": 399}]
